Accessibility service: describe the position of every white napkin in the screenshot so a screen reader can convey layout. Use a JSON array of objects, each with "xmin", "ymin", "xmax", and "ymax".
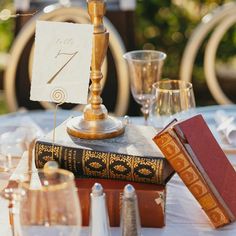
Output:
[
  {"xmin": 9, "ymin": 151, "xmax": 35, "ymax": 180},
  {"xmin": 10, "ymin": 151, "xmax": 41, "ymax": 189},
  {"xmin": 0, "ymin": 116, "xmax": 44, "ymax": 158},
  {"xmin": 215, "ymin": 110, "xmax": 236, "ymax": 146}
]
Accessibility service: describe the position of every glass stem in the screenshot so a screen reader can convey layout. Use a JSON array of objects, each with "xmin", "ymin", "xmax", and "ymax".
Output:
[
  {"xmin": 9, "ymin": 199, "xmax": 20, "ymax": 236},
  {"xmin": 141, "ymin": 107, "xmax": 149, "ymax": 125},
  {"xmin": 9, "ymin": 202, "xmax": 16, "ymax": 236}
]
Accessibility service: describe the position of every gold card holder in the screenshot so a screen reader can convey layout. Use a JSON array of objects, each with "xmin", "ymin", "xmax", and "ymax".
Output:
[{"xmin": 66, "ymin": 0, "xmax": 125, "ymax": 139}]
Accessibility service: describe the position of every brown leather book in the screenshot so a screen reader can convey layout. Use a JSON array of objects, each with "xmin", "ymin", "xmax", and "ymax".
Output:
[
  {"xmin": 34, "ymin": 119, "xmax": 174, "ymax": 184},
  {"xmin": 153, "ymin": 114, "xmax": 236, "ymax": 228},
  {"xmin": 75, "ymin": 178, "xmax": 166, "ymax": 228}
]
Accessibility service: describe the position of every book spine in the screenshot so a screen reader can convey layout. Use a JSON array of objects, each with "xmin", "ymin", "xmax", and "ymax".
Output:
[
  {"xmin": 153, "ymin": 131, "xmax": 230, "ymax": 228},
  {"xmin": 34, "ymin": 141, "xmax": 165, "ymax": 184}
]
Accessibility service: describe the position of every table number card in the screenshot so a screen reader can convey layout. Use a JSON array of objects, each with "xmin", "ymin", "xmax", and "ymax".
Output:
[{"xmin": 30, "ymin": 20, "xmax": 93, "ymax": 104}]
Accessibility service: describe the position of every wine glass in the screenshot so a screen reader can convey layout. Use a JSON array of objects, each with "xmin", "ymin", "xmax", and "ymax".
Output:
[
  {"xmin": 150, "ymin": 79, "xmax": 196, "ymax": 128},
  {"xmin": 0, "ymin": 125, "xmax": 40, "ymax": 173},
  {"xmin": 123, "ymin": 50, "xmax": 166, "ymax": 124},
  {"xmin": 18, "ymin": 168, "xmax": 81, "ymax": 236}
]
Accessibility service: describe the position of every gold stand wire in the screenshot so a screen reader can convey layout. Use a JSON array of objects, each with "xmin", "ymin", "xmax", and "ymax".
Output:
[{"xmin": 67, "ymin": 0, "xmax": 125, "ymax": 139}]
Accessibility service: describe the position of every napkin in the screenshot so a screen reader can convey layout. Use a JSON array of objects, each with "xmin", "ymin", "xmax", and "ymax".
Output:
[
  {"xmin": 8, "ymin": 150, "xmax": 41, "ymax": 190},
  {"xmin": 215, "ymin": 110, "xmax": 236, "ymax": 146},
  {"xmin": 0, "ymin": 115, "xmax": 44, "ymax": 158},
  {"xmin": 9, "ymin": 151, "xmax": 36, "ymax": 181}
]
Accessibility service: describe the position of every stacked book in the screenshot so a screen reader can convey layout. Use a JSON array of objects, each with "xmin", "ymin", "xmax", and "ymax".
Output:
[
  {"xmin": 35, "ymin": 114, "xmax": 236, "ymax": 228},
  {"xmin": 34, "ymin": 119, "xmax": 174, "ymax": 227}
]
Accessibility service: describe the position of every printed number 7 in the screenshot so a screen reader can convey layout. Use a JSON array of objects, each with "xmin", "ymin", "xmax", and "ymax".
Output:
[{"xmin": 47, "ymin": 50, "xmax": 78, "ymax": 84}]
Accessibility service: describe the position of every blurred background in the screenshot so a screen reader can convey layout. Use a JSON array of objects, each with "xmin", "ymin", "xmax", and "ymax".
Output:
[{"xmin": 0, "ymin": 0, "xmax": 236, "ymax": 115}]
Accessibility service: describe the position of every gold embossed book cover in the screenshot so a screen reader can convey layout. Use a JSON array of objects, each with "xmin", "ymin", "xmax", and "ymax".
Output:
[
  {"xmin": 153, "ymin": 114, "xmax": 236, "ymax": 228},
  {"xmin": 35, "ymin": 118, "xmax": 174, "ymax": 184}
]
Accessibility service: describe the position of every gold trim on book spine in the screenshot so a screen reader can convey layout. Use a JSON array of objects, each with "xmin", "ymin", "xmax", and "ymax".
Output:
[
  {"xmin": 188, "ymin": 180, "xmax": 208, "ymax": 198},
  {"xmin": 179, "ymin": 167, "xmax": 199, "ymax": 186},
  {"xmin": 110, "ymin": 153, "xmax": 133, "ymax": 180},
  {"xmin": 207, "ymin": 207, "xmax": 229, "ymax": 227},
  {"xmin": 131, "ymin": 154, "xmax": 135, "ymax": 181},
  {"xmin": 168, "ymin": 153, "xmax": 190, "ymax": 172},
  {"xmin": 158, "ymin": 159, "xmax": 163, "ymax": 184},
  {"xmin": 35, "ymin": 141, "xmax": 166, "ymax": 184},
  {"xmin": 198, "ymin": 193, "xmax": 217, "ymax": 211},
  {"xmin": 83, "ymin": 150, "xmax": 109, "ymax": 177},
  {"xmin": 82, "ymin": 149, "xmax": 86, "ymax": 174},
  {"xmin": 153, "ymin": 132, "xmax": 230, "ymax": 228}
]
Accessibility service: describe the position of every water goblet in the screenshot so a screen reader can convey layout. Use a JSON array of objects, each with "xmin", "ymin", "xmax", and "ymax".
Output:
[
  {"xmin": 0, "ymin": 170, "xmax": 35, "ymax": 236},
  {"xmin": 150, "ymin": 79, "xmax": 196, "ymax": 128},
  {"xmin": 123, "ymin": 50, "xmax": 166, "ymax": 124},
  {"xmin": 19, "ymin": 168, "xmax": 81, "ymax": 236}
]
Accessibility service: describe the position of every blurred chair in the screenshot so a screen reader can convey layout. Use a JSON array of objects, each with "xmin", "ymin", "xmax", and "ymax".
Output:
[
  {"xmin": 4, "ymin": 4, "xmax": 130, "ymax": 116},
  {"xmin": 180, "ymin": 2, "xmax": 236, "ymax": 104}
]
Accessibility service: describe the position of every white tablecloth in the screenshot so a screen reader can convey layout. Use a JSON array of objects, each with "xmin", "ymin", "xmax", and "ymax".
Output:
[{"xmin": 1, "ymin": 105, "xmax": 236, "ymax": 235}]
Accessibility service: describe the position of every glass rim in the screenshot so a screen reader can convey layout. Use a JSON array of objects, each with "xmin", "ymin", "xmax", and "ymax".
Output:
[
  {"xmin": 152, "ymin": 80, "xmax": 193, "ymax": 93},
  {"xmin": 20, "ymin": 168, "xmax": 75, "ymax": 191},
  {"xmin": 123, "ymin": 50, "xmax": 167, "ymax": 62}
]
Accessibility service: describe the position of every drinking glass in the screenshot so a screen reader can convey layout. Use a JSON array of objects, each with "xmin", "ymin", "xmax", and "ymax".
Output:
[
  {"xmin": 19, "ymin": 168, "xmax": 81, "ymax": 236},
  {"xmin": 0, "ymin": 125, "xmax": 39, "ymax": 173},
  {"xmin": 150, "ymin": 80, "xmax": 196, "ymax": 128},
  {"xmin": 123, "ymin": 50, "xmax": 166, "ymax": 124}
]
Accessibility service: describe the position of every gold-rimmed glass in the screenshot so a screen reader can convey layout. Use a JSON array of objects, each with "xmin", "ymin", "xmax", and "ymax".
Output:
[
  {"xmin": 19, "ymin": 168, "xmax": 81, "ymax": 236},
  {"xmin": 123, "ymin": 50, "xmax": 166, "ymax": 124},
  {"xmin": 150, "ymin": 80, "xmax": 196, "ymax": 128}
]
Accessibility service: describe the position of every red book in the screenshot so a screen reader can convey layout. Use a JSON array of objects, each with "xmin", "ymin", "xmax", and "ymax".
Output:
[
  {"xmin": 174, "ymin": 115, "xmax": 236, "ymax": 218},
  {"xmin": 153, "ymin": 114, "xmax": 236, "ymax": 228},
  {"xmin": 75, "ymin": 178, "xmax": 166, "ymax": 228}
]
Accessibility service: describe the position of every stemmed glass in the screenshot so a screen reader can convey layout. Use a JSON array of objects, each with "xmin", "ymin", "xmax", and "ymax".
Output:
[
  {"xmin": 18, "ymin": 168, "xmax": 81, "ymax": 236},
  {"xmin": 0, "ymin": 125, "xmax": 40, "ymax": 173},
  {"xmin": 150, "ymin": 79, "xmax": 196, "ymax": 128},
  {"xmin": 123, "ymin": 50, "xmax": 166, "ymax": 124},
  {"xmin": 0, "ymin": 126, "xmax": 40, "ymax": 235}
]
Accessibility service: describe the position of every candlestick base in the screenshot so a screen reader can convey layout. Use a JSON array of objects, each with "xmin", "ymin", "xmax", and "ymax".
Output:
[{"xmin": 67, "ymin": 115, "xmax": 125, "ymax": 139}]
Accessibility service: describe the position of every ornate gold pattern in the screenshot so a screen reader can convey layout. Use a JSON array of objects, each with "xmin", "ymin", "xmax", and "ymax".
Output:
[
  {"xmin": 154, "ymin": 133, "xmax": 172, "ymax": 146},
  {"xmin": 113, "ymin": 165, "xmax": 128, "ymax": 173},
  {"xmin": 109, "ymin": 153, "xmax": 132, "ymax": 180},
  {"xmin": 198, "ymin": 193, "xmax": 217, "ymax": 210},
  {"xmin": 89, "ymin": 162, "xmax": 103, "ymax": 169},
  {"xmin": 179, "ymin": 167, "xmax": 198, "ymax": 186},
  {"xmin": 35, "ymin": 142, "xmax": 166, "ymax": 184},
  {"xmin": 161, "ymin": 141, "xmax": 181, "ymax": 159},
  {"xmin": 189, "ymin": 180, "xmax": 208, "ymax": 198},
  {"xmin": 169, "ymin": 153, "xmax": 189, "ymax": 172},
  {"xmin": 35, "ymin": 143, "xmax": 62, "ymax": 168},
  {"xmin": 208, "ymin": 208, "xmax": 228, "ymax": 227},
  {"xmin": 138, "ymin": 168, "xmax": 152, "ymax": 176},
  {"xmin": 83, "ymin": 150, "xmax": 108, "ymax": 177}
]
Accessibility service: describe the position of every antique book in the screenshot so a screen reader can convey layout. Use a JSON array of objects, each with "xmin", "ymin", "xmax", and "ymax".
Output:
[
  {"xmin": 153, "ymin": 114, "xmax": 236, "ymax": 228},
  {"xmin": 75, "ymin": 177, "xmax": 166, "ymax": 227},
  {"xmin": 34, "ymin": 119, "xmax": 174, "ymax": 184}
]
